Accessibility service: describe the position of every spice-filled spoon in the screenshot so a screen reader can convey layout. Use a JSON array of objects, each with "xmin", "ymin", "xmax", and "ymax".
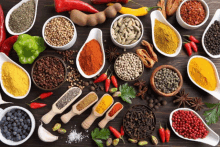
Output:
[
  {"xmin": 187, "ymin": 55, "xmax": 220, "ymax": 100},
  {"xmin": 61, "ymin": 92, "xmax": 98, "ymax": 124},
  {"xmin": 98, "ymin": 102, "xmax": 123, "ymax": 129},
  {"xmin": 5, "ymin": 0, "xmax": 38, "ymax": 35},
  {"xmin": 170, "ymin": 108, "xmax": 219, "ymax": 146},
  {"xmin": 150, "ymin": 10, "xmax": 182, "ymax": 57},
  {"xmin": 0, "ymin": 92, "xmax": 13, "ymax": 105},
  {"xmin": 0, "ymin": 53, "xmax": 31, "ymax": 99},
  {"xmin": 41, "ymin": 87, "xmax": 82, "ymax": 124},
  {"xmin": 81, "ymin": 94, "xmax": 114, "ymax": 130}
]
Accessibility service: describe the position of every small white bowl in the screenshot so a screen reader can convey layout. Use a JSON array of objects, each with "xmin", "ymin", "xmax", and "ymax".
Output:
[
  {"xmin": 202, "ymin": 9, "xmax": 220, "ymax": 58},
  {"xmin": 150, "ymin": 10, "xmax": 182, "ymax": 57},
  {"xmin": 0, "ymin": 106, "xmax": 36, "ymax": 146},
  {"xmin": 170, "ymin": 108, "xmax": 219, "ymax": 146},
  {"xmin": 0, "ymin": 53, "xmax": 31, "ymax": 99},
  {"xmin": 76, "ymin": 28, "xmax": 105, "ymax": 79},
  {"xmin": 110, "ymin": 14, "xmax": 144, "ymax": 49},
  {"xmin": 5, "ymin": 0, "xmax": 38, "ymax": 35},
  {"xmin": 187, "ymin": 55, "xmax": 220, "ymax": 100},
  {"xmin": 176, "ymin": 0, "xmax": 209, "ymax": 30},
  {"xmin": 42, "ymin": 15, "xmax": 77, "ymax": 50}
]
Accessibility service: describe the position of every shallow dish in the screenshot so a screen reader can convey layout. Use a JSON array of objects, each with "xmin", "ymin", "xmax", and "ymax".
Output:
[
  {"xmin": 202, "ymin": 9, "xmax": 220, "ymax": 58},
  {"xmin": 42, "ymin": 15, "xmax": 77, "ymax": 50},
  {"xmin": 151, "ymin": 10, "xmax": 182, "ymax": 57},
  {"xmin": 110, "ymin": 14, "xmax": 144, "ymax": 49},
  {"xmin": 169, "ymin": 108, "xmax": 219, "ymax": 146},
  {"xmin": 176, "ymin": 0, "xmax": 209, "ymax": 30},
  {"xmin": 0, "ymin": 106, "xmax": 35, "ymax": 146},
  {"xmin": 150, "ymin": 65, "xmax": 183, "ymax": 97},
  {"xmin": 5, "ymin": 0, "xmax": 38, "ymax": 35}
]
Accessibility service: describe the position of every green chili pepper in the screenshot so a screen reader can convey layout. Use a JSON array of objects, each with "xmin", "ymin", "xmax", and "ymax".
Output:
[{"xmin": 13, "ymin": 34, "xmax": 46, "ymax": 64}]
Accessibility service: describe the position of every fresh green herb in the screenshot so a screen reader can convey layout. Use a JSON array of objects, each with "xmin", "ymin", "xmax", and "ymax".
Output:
[
  {"xmin": 203, "ymin": 102, "xmax": 220, "ymax": 125},
  {"xmin": 91, "ymin": 128, "xmax": 110, "ymax": 147}
]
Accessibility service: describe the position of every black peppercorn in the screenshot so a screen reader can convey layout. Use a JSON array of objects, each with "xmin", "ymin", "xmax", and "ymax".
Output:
[
  {"xmin": 149, "ymin": 99, "xmax": 154, "ymax": 103},
  {"xmin": 149, "ymin": 103, "xmax": 154, "ymax": 108}
]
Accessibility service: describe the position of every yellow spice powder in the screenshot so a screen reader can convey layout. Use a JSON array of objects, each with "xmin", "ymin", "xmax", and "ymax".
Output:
[
  {"xmin": 95, "ymin": 95, "xmax": 113, "ymax": 114},
  {"xmin": 1, "ymin": 62, "xmax": 29, "ymax": 96}
]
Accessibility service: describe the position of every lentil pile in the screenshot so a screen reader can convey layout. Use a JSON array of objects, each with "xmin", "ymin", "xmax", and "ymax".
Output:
[
  {"xmin": 44, "ymin": 17, "xmax": 74, "ymax": 47},
  {"xmin": 204, "ymin": 20, "xmax": 220, "ymax": 55},
  {"xmin": 154, "ymin": 68, "xmax": 180, "ymax": 94},
  {"xmin": 115, "ymin": 53, "xmax": 143, "ymax": 81}
]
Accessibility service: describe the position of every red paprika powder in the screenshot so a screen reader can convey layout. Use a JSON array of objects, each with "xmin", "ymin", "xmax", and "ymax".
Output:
[
  {"xmin": 79, "ymin": 39, "xmax": 103, "ymax": 75},
  {"xmin": 108, "ymin": 103, "xmax": 123, "ymax": 117}
]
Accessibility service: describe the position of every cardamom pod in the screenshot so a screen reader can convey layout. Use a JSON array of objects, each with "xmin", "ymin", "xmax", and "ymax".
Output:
[
  {"xmin": 113, "ymin": 138, "xmax": 119, "ymax": 146},
  {"xmin": 106, "ymin": 138, "xmax": 112, "ymax": 146},
  {"xmin": 58, "ymin": 128, "xmax": 66, "ymax": 134},
  {"xmin": 138, "ymin": 141, "xmax": 148, "ymax": 146},
  {"xmin": 151, "ymin": 135, "xmax": 158, "ymax": 145},
  {"xmin": 52, "ymin": 123, "xmax": 61, "ymax": 131},
  {"xmin": 128, "ymin": 138, "xmax": 138, "ymax": 143}
]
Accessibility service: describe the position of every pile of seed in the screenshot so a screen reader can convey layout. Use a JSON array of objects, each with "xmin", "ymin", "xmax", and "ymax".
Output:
[
  {"xmin": 154, "ymin": 68, "xmax": 180, "ymax": 94},
  {"xmin": 115, "ymin": 53, "xmax": 143, "ymax": 81},
  {"xmin": 44, "ymin": 17, "xmax": 74, "ymax": 47},
  {"xmin": 204, "ymin": 20, "xmax": 220, "ymax": 55},
  {"xmin": 111, "ymin": 16, "xmax": 142, "ymax": 45}
]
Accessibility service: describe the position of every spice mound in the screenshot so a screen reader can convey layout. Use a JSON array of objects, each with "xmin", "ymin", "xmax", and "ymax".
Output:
[
  {"xmin": 115, "ymin": 52, "xmax": 143, "ymax": 81},
  {"xmin": 180, "ymin": 0, "xmax": 206, "ymax": 26},
  {"xmin": 123, "ymin": 105, "xmax": 156, "ymax": 140},
  {"xmin": 9, "ymin": 0, "xmax": 35, "ymax": 33},
  {"xmin": 32, "ymin": 56, "xmax": 66, "ymax": 90},
  {"xmin": 76, "ymin": 93, "xmax": 98, "ymax": 111},
  {"xmin": 44, "ymin": 17, "xmax": 74, "ymax": 47},
  {"xmin": 79, "ymin": 39, "xmax": 103, "ymax": 75},
  {"xmin": 108, "ymin": 103, "xmax": 123, "ymax": 117},
  {"xmin": 172, "ymin": 110, "xmax": 209, "ymax": 139},
  {"xmin": 1, "ymin": 62, "xmax": 29, "ymax": 97},
  {"xmin": 154, "ymin": 19, "xmax": 179, "ymax": 54},
  {"xmin": 111, "ymin": 16, "xmax": 142, "ymax": 45},
  {"xmin": 95, "ymin": 95, "xmax": 113, "ymax": 114},
  {"xmin": 154, "ymin": 68, "xmax": 180, "ymax": 94},
  {"xmin": 204, "ymin": 20, "xmax": 220, "ymax": 55},
  {"xmin": 188, "ymin": 57, "xmax": 217, "ymax": 91}
]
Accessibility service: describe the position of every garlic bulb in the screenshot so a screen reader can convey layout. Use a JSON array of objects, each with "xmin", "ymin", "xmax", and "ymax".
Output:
[{"xmin": 38, "ymin": 122, "xmax": 58, "ymax": 142}]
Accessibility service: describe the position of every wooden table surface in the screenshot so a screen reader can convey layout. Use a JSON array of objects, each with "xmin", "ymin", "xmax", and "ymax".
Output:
[{"xmin": 1, "ymin": 0, "xmax": 220, "ymax": 146}]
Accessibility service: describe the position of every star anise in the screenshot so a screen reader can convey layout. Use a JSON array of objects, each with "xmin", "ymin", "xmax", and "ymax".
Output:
[
  {"xmin": 190, "ymin": 97, "xmax": 204, "ymax": 111},
  {"xmin": 105, "ymin": 47, "xmax": 120, "ymax": 62},
  {"xmin": 173, "ymin": 89, "xmax": 194, "ymax": 107},
  {"xmin": 134, "ymin": 80, "xmax": 146, "ymax": 90},
  {"xmin": 136, "ymin": 86, "xmax": 148, "ymax": 100}
]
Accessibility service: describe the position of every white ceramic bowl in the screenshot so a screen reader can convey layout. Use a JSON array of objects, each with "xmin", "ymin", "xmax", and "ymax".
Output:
[
  {"xmin": 0, "ymin": 53, "xmax": 31, "ymax": 99},
  {"xmin": 151, "ymin": 10, "xmax": 182, "ymax": 57},
  {"xmin": 5, "ymin": 0, "xmax": 38, "ymax": 35},
  {"xmin": 42, "ymin": 15, "xmax": 77, "ymax": 50},
  {"xmin": 110, "ymin": 14, "xmax": 144, "ymax": 49},
  {"xmin": 202, "ymin": 9, "xmax": 220, "ymax": 58},
  {"xmin": 0, "ymin": 106, "xmax": 36, "ymax": 146},
  {"xmin": 176, "ymin": 0, "xmax": 209, "ymax": 30},
  {"xmin": 76, "ymin": 28, "xmax": 105, "ymax": 79},
  {"xmin": 170, "ymin": 108, "xmax": 219, "ymax": 146}
]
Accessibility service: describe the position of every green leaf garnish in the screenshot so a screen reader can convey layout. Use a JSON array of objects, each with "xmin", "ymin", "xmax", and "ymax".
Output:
[{"xmin": 119, "ymin": 83, "xmax": 136, "ymax": 104}]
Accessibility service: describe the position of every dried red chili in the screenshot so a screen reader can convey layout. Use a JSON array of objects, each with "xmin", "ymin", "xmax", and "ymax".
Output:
[{"xmin": 180, "ymin": 0, "xmax": 206, "ymax": 25}]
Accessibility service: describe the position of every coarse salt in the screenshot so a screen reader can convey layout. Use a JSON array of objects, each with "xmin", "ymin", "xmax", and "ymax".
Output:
[{"xmin": 66, "ymin": 129, "xmax": 89, "ymax": 144}]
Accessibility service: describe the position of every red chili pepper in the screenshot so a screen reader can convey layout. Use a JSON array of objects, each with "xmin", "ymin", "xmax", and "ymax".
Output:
[
  {"xmin": 30, "ymin": 92, "xmax": 53, "ymax": 102},
  {"xmin": 0, "ymin": 5, "xmax": 6, "ymax": 49},
  {"xmin": 111, "ymin": 75, "xmax": 118, "ymax": 88},
  {"xmin": 190, "ymin": 41, "xmax": 198, "ymax": 52},
  {"xmin": 91, "ymin": 0, "xmax": 128, "ymax": 4},
  {"xmin": 54, "ymin": 0, "xmax": 99, "ymax": 13},
  {"xmin": 105, "ymin": 73, "xmax": 112, "ymax": 92},
  {"xmin": 183, "ymin": 42, "xmax": 192, "ymax": 56},
  {"xmin": 94, "ymin": 68, "xmax": 109, "ymax": 83},
  {"xmin": 27, "ymin": 102, "xmax": 47, "ymax": 109},
  {"xmin": 165, "ymin": 125, "xmax": 170, "ymax": 143},
  {"xmin": 0, "ymin": 35, "xmax": 18, "ymax": 56},
  {"xmin": 120, "ymin": 126, "xmax": 124, "ymax": 136},
  {"xmin": 184, "ymin": 35, "xmax": 200, "ymax": 43},
  {"xmin": 109, "ymin": 126, "xmax": 125, "ymax": 144},
  {"xmin": 159, "ymin": 122, "xmax": 165, "ymax": 143}
]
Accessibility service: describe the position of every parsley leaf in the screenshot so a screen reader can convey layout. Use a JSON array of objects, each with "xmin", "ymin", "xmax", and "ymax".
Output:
[
  {"xmin": 91, "ymin": 128, "xmax": 110, "ymax": 147},
  {"xmin": 93, "ymin": 139, "xmax": 103, "ymax": 147},
  {"xmin": 203, "ymin": 103, "xmax": 220, "ymax": 125},
  {"xmin": 119, "ymin": 83, "xmax": 136, "ymax": 104}
]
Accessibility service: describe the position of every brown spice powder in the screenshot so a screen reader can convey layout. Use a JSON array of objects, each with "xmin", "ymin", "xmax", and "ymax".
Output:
[{"xmin": 76, "ymin": 93, "xmax": 97, "ymax": 111}]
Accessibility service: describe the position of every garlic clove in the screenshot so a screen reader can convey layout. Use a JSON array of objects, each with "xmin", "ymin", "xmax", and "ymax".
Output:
[{"xmin": 38, "ymin": 122, "xmax": 58, "ymax": 142}]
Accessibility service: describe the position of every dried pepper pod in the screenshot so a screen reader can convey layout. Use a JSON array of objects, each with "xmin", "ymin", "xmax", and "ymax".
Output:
[
  {"xmin": 52, "ymin": 123, "xmax": 61, "ymax": 131},
  {"xmin": 141, "ymin": 40, "xmax": 158, "ymax": 62}
]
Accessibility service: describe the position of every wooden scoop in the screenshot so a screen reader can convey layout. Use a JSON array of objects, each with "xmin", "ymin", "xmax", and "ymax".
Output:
[
  {"xmin": 98, "ymin": 102, "xmax": 123, "ymax": 129},
  {"xmin": 41, "ymin": 87, "xmax": 82, "ymax": 124},
  {"xmin": 81, "ymin": 94, "xmax": 114, "ymax": 130},
  {"xmin": 61, "ymin": 92, "xmax": 98, "ymax": 124}
]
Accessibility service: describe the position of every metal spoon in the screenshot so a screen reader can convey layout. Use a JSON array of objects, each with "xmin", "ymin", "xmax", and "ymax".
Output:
[{"xmin": 0, "ymin": 93, "xmax": 13, "ymax": 105}]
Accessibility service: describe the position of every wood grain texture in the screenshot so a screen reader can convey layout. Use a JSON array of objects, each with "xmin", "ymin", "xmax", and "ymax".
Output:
[{"xmin": 0, "ymin": 0, "xmax": 220, "ymax": 147}]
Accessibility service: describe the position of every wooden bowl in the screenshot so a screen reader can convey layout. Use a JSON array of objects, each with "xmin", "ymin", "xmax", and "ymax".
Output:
[{"xmin": 150, "ymin": 65, "xmax": 183, "ymax": 97}]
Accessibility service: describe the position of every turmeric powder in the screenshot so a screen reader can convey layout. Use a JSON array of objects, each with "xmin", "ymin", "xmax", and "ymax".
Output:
[
  {"xmin": 189, "ymin": 57, "xmax": 217, "ymax": 91},
  {"xmin": 95, "ymin": 95, "xmax": 113, "ymax": 114},
  {"xmin": 1, "ymin": 62, "xmax": 29, "ymax": 96}
]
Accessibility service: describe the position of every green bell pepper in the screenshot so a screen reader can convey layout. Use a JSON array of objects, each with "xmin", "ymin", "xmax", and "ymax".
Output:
[{"xmin": 13, "ymin": 34, "xmax": 46, "ymax": 64}]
